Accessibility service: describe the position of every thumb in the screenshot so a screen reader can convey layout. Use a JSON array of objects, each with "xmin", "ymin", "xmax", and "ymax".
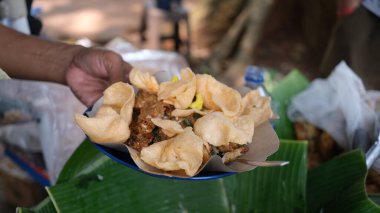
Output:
[{"xmin": 102, "ymin": 51, "xmax": 132, "ymax": 83}]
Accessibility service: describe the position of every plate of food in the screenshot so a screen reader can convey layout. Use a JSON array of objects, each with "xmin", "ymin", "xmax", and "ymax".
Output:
[{"xmin": 75, "ymin": 68, "xmax": 281, "ymax": 180}]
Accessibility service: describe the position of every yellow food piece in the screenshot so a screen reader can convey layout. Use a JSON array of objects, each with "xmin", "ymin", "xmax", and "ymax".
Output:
[
  {"xmin": 190, "ymin": 93, "xmax": 203, "ymax": 110},
  {"xmin": 171, "ymin": 75, "xmax": 179, "ymax": 82}
]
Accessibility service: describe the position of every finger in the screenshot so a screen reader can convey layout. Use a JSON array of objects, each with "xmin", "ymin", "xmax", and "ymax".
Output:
[{"xmin": 102, "ymin": 51, "xmax": 127, "ymax": 83}]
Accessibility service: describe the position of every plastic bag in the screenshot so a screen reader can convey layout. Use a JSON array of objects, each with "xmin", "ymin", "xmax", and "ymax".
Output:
[
  {"xmin": 0, "ymin": 80, "xmax": 86, "ymax": 183},
  {"xmin": 105, "ymin": 37, "xmax": 188, "ymax": 81},
  {"xmin": 288, "ymin": 61, "xmax": 380, "ymax": 168}
]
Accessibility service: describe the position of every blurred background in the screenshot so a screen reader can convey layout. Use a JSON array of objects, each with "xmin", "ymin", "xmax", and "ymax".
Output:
[
  {"xmin": 25, "ymin": 0, "xmax": 377, "ymax": 88},
  {"xmin": 1, "ymin": 0, "xmax": 380, "ymax": 212},
  {"xmin": 34, "ymin": 0, "xmax": 323, "ymax": 78}
]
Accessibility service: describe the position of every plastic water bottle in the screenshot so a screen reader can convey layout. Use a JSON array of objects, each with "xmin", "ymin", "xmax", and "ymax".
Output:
[
  {"xmin": 244, "ymin": 65, "xmax": 272, "ymax": 97},
  {"xmin": 244, "ymin": 65, "xmax": 279, "ymax": 125}
]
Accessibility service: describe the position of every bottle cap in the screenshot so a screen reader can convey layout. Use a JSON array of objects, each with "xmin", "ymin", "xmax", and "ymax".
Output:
[{"xmin": 244, "ymin": 65, "xmax": 264, "ymax": 86}]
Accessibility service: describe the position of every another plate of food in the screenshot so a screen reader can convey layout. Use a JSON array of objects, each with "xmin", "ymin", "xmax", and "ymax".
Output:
[{"xmin": 75, "ymin": 68, "xmax": 281, "ymax": 180}]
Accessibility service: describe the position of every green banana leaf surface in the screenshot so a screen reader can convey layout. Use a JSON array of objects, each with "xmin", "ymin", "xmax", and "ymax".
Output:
[{"xmin": 18, "ymin": 139, "xmax": 307, "ymax": 213}]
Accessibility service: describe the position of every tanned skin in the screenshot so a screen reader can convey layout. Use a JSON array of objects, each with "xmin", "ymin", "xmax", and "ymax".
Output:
[{"xmin": 0, "ymin": 25, "xmax": 132, "ymax": 106}]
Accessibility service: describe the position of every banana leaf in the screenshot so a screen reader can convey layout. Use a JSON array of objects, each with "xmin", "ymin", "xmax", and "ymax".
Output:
[
  {"xmin": 16, "ymin": 140, "xmax": 109, "ymax": 213},
  {"xmin": 307, "ymin": 150, "xmax": 380, "ymax": 213},
  {"xmin": 41, "ymin": 139, "xmax": 306, "ymax": 213},
  {"xmin": 16, "ymin": 198, "xmax": 55, "ymax": 213},
  {"xmin": 18, "ymin": 142, "xmax": 380, "ymax": 213},
  {"xmin": 270, "ymin": 69, "xmax": 309, "ymax": 140},
  {"xmin": 370, "ymin": 195, "xmax": 380, "ymax": 206},
  {"xmin": 225, "ymin": 140, "xmax": 308, "ymax": 212},
  {"xmin": 49, "ymin": 167, "xmax": 231, "ymax": 212},
  {"xmin": 56, "ymin": 140, "xmax": 112, "ymax": 183}
]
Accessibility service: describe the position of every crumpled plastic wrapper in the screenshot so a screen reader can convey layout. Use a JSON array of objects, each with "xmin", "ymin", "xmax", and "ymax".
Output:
[
  {"xmin": 0, "ymin": 80, "xmax": 86, "ymax": 184},
  {"xmin": 288, "ymin": 61, "xmax": 380, "ymax": 170},
  {"xmin": 0, "ymin": 144, "xmax": 34, "ymax": 181},
  {"xmin": 105, "ymin": 37, "xmax": 189, "ymax": 81},
  {"xmin": 0, "ymin": 96, "xmax": 40, "ymax": 151}
]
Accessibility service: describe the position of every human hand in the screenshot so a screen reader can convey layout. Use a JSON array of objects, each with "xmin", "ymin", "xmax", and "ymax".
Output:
[{"xmin": 65, "ymin": 47, "xmax": 132, "ymax": 107}]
